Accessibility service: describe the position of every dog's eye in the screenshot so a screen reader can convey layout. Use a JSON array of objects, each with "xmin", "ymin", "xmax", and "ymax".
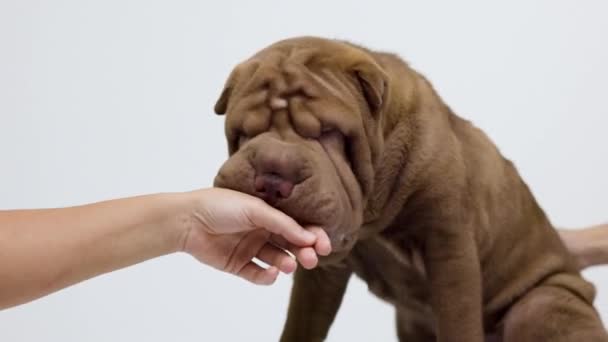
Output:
[{"xmin": 320, "ymin": 129, "xmax": 352, "ymax": 166}]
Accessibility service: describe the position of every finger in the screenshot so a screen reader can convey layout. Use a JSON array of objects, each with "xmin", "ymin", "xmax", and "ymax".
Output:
[
  {"xmin": 256, "ymin": 243, "xmax": 297, "ymax": 274},
  {"xmin": 237, "ymin": 263, "xmax": 280, "ymax": 285},
  {"xmin": 246, "ymin": 200, "xmax": 316, "ymax": 246},
  {"xmin": 291, "ymin": 246, "xmax": 319, "ymax": 270},
  {"xmin": 307, "ymin": 226, "xmax": 332, "ymax": 256},
  {"xmin": 223, "ymin": 230, "xmax": 269, "ymax": 275},
  {"xmin": 270, "ymin": 235, "xmax": 319, "ymax": 270},
  {"xmin": 268, "ymin": 234, "xmax": 290, "ymax": 251}
]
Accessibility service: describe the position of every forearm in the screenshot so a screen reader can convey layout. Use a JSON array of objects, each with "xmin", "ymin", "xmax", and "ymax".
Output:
[{"xmin": 0, "ymin": 193, "xmax": 191, "ymax": 309}]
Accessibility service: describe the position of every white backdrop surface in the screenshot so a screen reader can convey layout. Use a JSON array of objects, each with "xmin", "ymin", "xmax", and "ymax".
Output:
[{"xmin": 1, "ymin": 1, "xmax": 606, "ymax": 341}]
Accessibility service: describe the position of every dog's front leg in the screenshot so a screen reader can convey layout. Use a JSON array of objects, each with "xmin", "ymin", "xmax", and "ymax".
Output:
[
  {"xmin": 425, "ymin": 229, "xmax": 483, "ymax": 342},
  {"xmin": 280, "ymin": 265, "xmax": 352, "ymax": 342}
]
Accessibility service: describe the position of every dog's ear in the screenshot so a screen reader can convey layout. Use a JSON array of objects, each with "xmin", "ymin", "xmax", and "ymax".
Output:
[
  {"xmin": 214, "ymin": 73, "xmax": 236, "ymax": 115},
  {"xmin": 214, "ymin": 66, "xmax": 243, "ymax": 115},
  {"xmin": 214, "ymin": 85, "xmax": 231, "ymax": 115},
  {"xmin": 353, "ymin": 61, "xmax": 388, "ymax": 115}
]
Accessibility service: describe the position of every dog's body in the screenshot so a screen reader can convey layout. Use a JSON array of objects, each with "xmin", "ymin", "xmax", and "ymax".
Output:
[{"xmin": 214, "ymin": 37, "xmax": 607, "ymax": 341}]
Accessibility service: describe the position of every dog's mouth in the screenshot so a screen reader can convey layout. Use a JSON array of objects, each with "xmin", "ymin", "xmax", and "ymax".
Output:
[
  {"xmin": 271, "ymin": 198, "xmax": 358, "ymax": 255},
  {"xmin": 216, "ymin": 128, "xmax": 364, "ymax": 258}
]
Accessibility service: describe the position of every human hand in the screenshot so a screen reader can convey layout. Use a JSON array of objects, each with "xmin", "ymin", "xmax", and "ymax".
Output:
[{"xmin": 181, "ymin": 188, "xmax": 331, "ymax": 285}]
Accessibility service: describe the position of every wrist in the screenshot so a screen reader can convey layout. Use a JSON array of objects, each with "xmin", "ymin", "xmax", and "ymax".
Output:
[{"xmin": 150, "ymin": 192, "xmax": 198, "ymax": 254}]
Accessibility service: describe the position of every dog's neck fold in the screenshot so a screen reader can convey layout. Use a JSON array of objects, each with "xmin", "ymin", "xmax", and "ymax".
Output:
[{"xmin": 361, "ymin": 55, "xmax": 454, "ymax": 238}]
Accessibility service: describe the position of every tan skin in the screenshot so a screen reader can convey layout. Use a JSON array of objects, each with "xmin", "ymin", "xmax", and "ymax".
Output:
[
  {"xmin": 559, "ymin": 223, "xmax": 608, "ymax": 269},
  {"xmin": 0, "ymin": 188, "xmax": 331, "ymax": 310},
  {"xmin": 0, "ymin": 187, "xmax": 604, "ymax": 310}
]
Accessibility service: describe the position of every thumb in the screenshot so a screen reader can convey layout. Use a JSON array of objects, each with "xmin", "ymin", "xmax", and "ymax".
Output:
[{"xmin": 244, "ymin": 199, "xmax": 316, "ymax": 246}]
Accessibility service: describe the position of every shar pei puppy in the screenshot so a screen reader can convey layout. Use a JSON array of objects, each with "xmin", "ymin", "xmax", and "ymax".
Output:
[{"xmin": 213, "ymin": 36, "xmax": 607, "ymax": 341}]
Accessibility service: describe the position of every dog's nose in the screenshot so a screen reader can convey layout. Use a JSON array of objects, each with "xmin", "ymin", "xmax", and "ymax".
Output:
[
  {"xmin": 250, "ymin": 140, "xmax": 304, "ymax": 204},
  {"xmin": 254, "ymin": 173, "xmax": 294, "ymax": 204}
]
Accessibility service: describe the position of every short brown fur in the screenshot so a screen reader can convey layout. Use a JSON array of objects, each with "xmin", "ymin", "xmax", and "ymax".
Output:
[{"xmin": 214, "ymin": 37, "xmax": 607, "ymax": 341}]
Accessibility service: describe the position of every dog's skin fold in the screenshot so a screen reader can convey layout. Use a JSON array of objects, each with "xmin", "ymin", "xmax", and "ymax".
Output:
[{"xmin": 213, "ymin": 37, "xmax": 607, "ymax": 341}]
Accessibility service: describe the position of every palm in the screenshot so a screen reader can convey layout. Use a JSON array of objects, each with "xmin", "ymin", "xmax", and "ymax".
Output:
[
  {"xmin": 180, "ymin": 188, "xmax": 331, "ymax": 285},
  {"xmin": 190, "ymin": 229, "xmax": 270, "ymax": 274}
]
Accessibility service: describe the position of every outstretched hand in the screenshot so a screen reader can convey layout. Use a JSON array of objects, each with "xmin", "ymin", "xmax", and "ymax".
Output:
[{"xmin": 182, "ymin": 188, "xmax": 332, "ymax": 285}]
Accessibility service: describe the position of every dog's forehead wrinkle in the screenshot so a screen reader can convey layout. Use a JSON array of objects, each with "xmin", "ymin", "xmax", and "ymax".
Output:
[
  {"xmin": 242, "ymin": 50, "xmax": 362, "ymax": 127},
  {"xmin": 242, "ymin": 68, "xmax": 330, "ymax": 138},
  {"xmin": 285, "ymin": 46, "xmax": 319, "ymax": 66},
  {"xmin": 269, "ymin": 97, "xmax": 288, "ymax": 110}
]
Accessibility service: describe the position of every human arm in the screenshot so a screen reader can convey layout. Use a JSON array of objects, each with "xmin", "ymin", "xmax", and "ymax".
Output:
[{"xmin": 0, "ymin": 188, "xmax": 330, "ymax": 310}]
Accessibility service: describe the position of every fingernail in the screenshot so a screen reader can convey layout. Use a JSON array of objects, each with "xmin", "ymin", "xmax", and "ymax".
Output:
[{"xmin": 303, "ymin": 230, "xmax": 316, "ymax": 240}]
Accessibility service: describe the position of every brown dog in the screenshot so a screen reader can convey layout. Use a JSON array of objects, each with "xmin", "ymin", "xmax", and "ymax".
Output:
[{"xmin": 213, "ymin": 37, "xmax": 607, "ymax": 341}]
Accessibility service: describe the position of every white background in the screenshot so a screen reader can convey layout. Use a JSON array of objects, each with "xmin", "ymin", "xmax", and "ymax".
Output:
[{"xmin": 1, "ymin": 1, "xmax": 606, "ymax": 341}]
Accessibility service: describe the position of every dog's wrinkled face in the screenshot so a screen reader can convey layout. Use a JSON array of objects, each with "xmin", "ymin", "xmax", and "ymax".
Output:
[{"xmin": 213, "ymin": 37, "xmax": 387, "ymax": 262}]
